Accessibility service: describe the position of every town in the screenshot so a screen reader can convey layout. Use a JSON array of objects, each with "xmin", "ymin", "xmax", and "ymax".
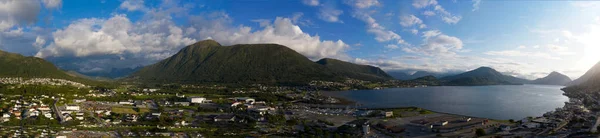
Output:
[{"xmin": 0, "ymin": 77, "xmax": 596, "ymax": 138}]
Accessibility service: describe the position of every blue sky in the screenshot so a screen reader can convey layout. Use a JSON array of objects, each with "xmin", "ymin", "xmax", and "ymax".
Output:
[{"xmin": 1, "ymin": 0, "xmax": 600, "ymax": 79}]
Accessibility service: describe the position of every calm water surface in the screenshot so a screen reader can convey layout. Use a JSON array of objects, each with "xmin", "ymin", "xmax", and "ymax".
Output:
[{"xmin": 324, "ymin": 85, "xmax": 569, "ymax": 120}]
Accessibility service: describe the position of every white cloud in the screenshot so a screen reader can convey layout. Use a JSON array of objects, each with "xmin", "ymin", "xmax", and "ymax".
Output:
[
  {"xmin": 0, "ymin": 0, "xmax": 41, "ymax": 31},
  {"xmin": 301, "ymin": 0, "xmax": 320, "ymax": 6},
  {"xmin": 345, "ymin": 0, "xmax": 407, "ymax": 45},
  {"xmin": 403, "ymin": 30, "xmax": 463, "ymax": 57},
  {"xmin": 318, "ymin": 7, "xmax": 343, "ymax": 23},
  {"xmin": 412, "ymin": 0, "xmax": 461, "ymax": 24},
  {"xmin": 472, "ymin": 0, "xmax": 481, "ymax": 11},
  {"xmin": 119, "ymin": 0, "xmax": 147, "ymax": 12},
  {"xmin": 399, "ymin": 15, "xmax": 425, "ymax": 28},
  {"xmin": 484, "ymin": 50, "xmax": 560, "ymax": 60},
  {"xmin": 344, "ymin": 0, "xmax": 380, "ymax": 9},
  {"xmin": 36, "ymin": 14, "xmax": 197, "ymax": 59},
  {"xmin": 412, "ymin": 0, "xmax": 437, "ymax": 9},
  {"xmin": 423, "ymin": 11, "xmax": 436, "ymax": 16},
  {"xmin": 434, "ymin": 5, "xmax": 462, "ymax": 24},
  {"xmin": 385, "ymin": 44, "xmax": 399, "ymax": 50},
  {"xmin": 187, "ymin": 13, "xmax": 350, "ymax": 60},
  {"xmin": 32, "ymin": 35, "xmax": 45, "ymax": 48},
  {"xmin": 41, "ymin": 0, "xmax": 62, "ymax": 9}
]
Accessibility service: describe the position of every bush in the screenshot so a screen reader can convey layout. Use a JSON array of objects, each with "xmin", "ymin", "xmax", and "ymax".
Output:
[{"xmin": 476, "ymin": 128, "xmax": 486, "ymax": 137}]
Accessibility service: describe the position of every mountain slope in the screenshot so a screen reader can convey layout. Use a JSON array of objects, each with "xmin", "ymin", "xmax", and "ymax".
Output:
[
  {"xmin": 531, "ymin": 71, "xmax": 572, "ymax": 86},
  {"xmin": 567, "ymin": 61, "xmax": 600, "ymax": 91},
  {"xmin": 316, "ymin": 58, "xmax": 393, "ymax": 81},
  {"xmin": 570, "ymin": 61, "xmax": 600, "ymax": 86},
  {"xmin": 0, "ymin": 50, "xmax": 95, "ymax": 84},
  {"xmin": 129, "ymin": 40, "xmax": 342, "ymax": 85},
  {"xmin": 441, "ymin": 67, "xmax": 530, "ymax": 86}
]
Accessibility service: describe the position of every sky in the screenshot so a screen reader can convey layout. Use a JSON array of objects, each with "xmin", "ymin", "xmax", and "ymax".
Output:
[{"xmin": 1, "ymin": 0, "xmax": 600, "ymax": 80}]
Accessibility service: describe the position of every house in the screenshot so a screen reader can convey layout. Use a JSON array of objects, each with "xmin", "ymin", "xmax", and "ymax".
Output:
[
  {"xmin": 65, "ymin": 105, "xmax": 80, "ymax": 111},
  {"xmin": 174, "ymin": 102, "xmax": 190, "ymax": 106},
  {"xmin": 214, "ymin": 114, "xmax": 236, "ymax": 122},
  {"xmin": 73, "ymin": 99, "xmax": 86, "ymax": 103},
  {"xmin": 188, "ymin": 97, "xmax": 206, "ymax": 104},
  {"xmin": 232, "ymin": 97, "xmax": 255, "ymax": 104},
  {"xmin": 384, "ymin": 111, "xmax": 393, "ymax": 118},
  {"xmin": 119, "ymin": 101, "xmax": 134, "ymax": 105},
  {"xmin": 499, "ymin": 125, "xmax": 511, "ymax": 131}
]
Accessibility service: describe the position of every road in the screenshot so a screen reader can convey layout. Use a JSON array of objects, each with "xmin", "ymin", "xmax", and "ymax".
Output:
[
  {"xmin": 591, "ymin": 115, "xmax": 600, "ymax": 133},
  {"xmin": 52, "ymin": 98, "xmax": 65, "ymax": 123}
]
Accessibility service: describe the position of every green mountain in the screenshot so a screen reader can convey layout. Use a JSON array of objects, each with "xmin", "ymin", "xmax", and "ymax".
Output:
[
  {"xmin": 129, "ymin": 40, "xmax": 344, "ymax": 85},
  {"xmin": 315, "ymin": 58, "xmax": 393, "ymax": 81},
  {"xmin": 0, "ymin": 50, "xmax": 95, "ymax": 84},
  {"xmin": 530, "ymin": 71, "xmax": 572, "ymax": 86},
  {"xmin": 441, "ymin": 67, "xmax": 530, "ymax": 86}
]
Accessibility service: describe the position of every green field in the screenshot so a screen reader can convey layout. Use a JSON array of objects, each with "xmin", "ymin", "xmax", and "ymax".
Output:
[{"xmin": 111, "ymin": 107, "xmax": 150, "ymax": 114}]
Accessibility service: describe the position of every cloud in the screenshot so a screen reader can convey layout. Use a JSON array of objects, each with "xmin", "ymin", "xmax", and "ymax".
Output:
[
  {"xmin": 399, "ymin": 15, "xmax": 426, "ymax": 28},
  {"xmin": 0, "ymin": 0, "xmax": 41, "ymax": 31},
  {"xmin": 412, "ymin": 0, "xmax": 461, "ymax": 24},
  {"xmin": 301, "ymin": 0, "xmax": 320, "ymax": 6},
  {"xmin": 403, "ymin": 30, "xmax": 463, "ymax": 56},
  {"xmin": 471, "ymin": 0, "xmax": 481, "ymax": 11},
  {"xmin": 484, "ymin": 50, "xmax": 560, "ymax": 60},
  {"xmin": 344, "ymin": 0, "xmax": 380, "ymax": 9},
  {"xmin": 423, "ymin": 11, "xmax": 436, "ymax": 16},
  {"xmin": 41, "ymin": 0, "xmax": 62, "ymax": 9},
  {"xmin": 345, "ymin": 0, "xmax": 407, "ymax": 45},
  {"xmin": 318, "ymin": 6, "xmax": 343, "ymax": 23},
  {"xmin": 119, "ymin": 0, "xmax": 147, "ymax": 12},
  {"xmin": 187, "ymin": 12, "xmax": 350, "ymax": 60},
  {"xmin": 412, "ymin": 0, "xmax": 437, "ymax": 9},
  {"xmin": 385, "ymin": 44, "xmax": 399, "ymax": 50},
  {"xmin": 36, "ymin": 14, "xmax": 197, "ymax": 60},
  {"xmin": 32, "ymin": 35, "xmax": 45, "ymax": 48}
]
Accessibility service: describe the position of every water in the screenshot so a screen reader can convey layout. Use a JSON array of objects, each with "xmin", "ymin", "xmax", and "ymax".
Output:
[{"xmin": 323, "ymin": 84, "xmax": 569, "ymax": 120}]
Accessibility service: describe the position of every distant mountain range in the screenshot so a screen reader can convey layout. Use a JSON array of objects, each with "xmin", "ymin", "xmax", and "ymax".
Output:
[
  {"xmin": 388, "ymin": 70, "xmax": 453, "ymax": 80},
  {"xmin": 127, "ymin": 40, "xmax": 392, "ymax": 85}
]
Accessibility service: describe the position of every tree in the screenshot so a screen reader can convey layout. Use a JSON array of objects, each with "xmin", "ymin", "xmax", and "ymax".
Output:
[{"xmin": 476, "ymin": 128, "xmax": 486, "ymax": 137}]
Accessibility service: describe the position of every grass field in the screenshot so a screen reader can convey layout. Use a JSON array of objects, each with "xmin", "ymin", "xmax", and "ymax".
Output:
[{"xmin": 111, "ymin": 106, "xmax": 150, "ymax": 114}]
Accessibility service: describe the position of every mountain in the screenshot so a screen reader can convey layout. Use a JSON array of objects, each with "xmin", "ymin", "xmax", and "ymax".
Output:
[
  {"xmin": 566, "ymin": 61, "xmax": 600, "ymax": 91},
  {"xmin": 441, "ymin": 67, "xmax": 530, "ymax": 86},
  {"xmin": 80, "ymin": 67, "xmax": 143, "ymax": 79},
  {"xmin": 388, "ymin": 70, "xmax": 453, "ymax": 80},
  {"xmin": 407, "ymin": 75, "xmax": 441, "ymax": 86},
  {"xmin": 530, "ymin": 71, "xmax": 572, "ymax": 86},
  {"xmin": 316, "ymin": 58, "xmax": 393, "ymax": 81},
  {"xmin": 128, "ymin": 40, "xmax": 344, "ymax": 85},
  {"xmin": 570, "ymin": 61, "xmax": 600, "ymax": 86},
  {"xmin": 0, "ymin": 50, "xmax": 93, "ymax": 84}
]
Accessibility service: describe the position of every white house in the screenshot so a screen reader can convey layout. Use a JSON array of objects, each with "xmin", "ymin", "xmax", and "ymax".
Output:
[
  {"xmin": 188, "ymin": 97, "xmax": 206, "ymax": 104},
  {"xmin": 74, "ymin": 99, "xmax": 86, "ymax": 103},
  {"xmin": 66, "ymin": 105, "xmax": 80, "ymax": 111}
]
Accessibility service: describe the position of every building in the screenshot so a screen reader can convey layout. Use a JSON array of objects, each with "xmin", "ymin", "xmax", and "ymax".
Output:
[
  {"xmin": 188, "ymin": 97, "xmax": 206, "ymax": 104},
  {"xmin": 384, "ymin": 111, "xmax": 393, "ymax": 118},
  {"xmin": 362, "ymin": 124, "xmax": 370, "ymax": 135},
  {"xmin": 65, "ymin": 105, "xmax": 80, "ymax": 111},
  {"xmin": 73, "ymin": 99, "xmax": 86, "ymax": 103},
  {"xmin": 214, "ymin": 115, "xmax": 236, "ymax": 122},
  {"xmin": 174, "ymin": 102, "xmax": 190, "ymax": 106}
]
